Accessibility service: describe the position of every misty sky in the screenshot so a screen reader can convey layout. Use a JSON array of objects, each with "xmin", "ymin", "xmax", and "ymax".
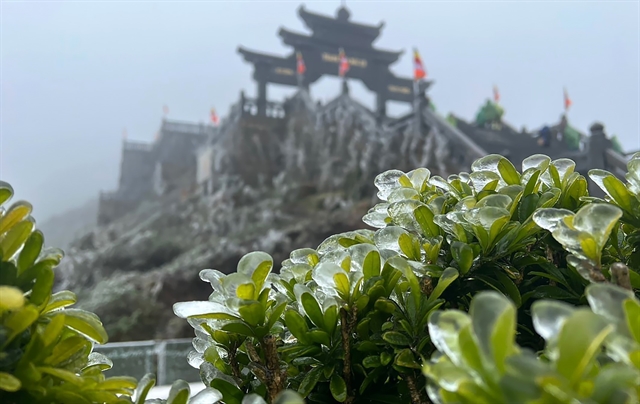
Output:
[{"xmin": 2, "ymin": 0, "xmax": 639, "ymax": 222}]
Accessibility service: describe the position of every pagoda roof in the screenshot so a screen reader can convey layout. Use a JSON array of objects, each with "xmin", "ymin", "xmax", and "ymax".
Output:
[
  {"xmin": 298, "ymin": 5, "xmax": 383, "ymax": 43},
  {"xmin": 238, "ymin": 46, "xmax": 292, "ymax": 65},
  {"xmin": 278, "ymin": 27, "xmax": 403, "ymax": 63}
]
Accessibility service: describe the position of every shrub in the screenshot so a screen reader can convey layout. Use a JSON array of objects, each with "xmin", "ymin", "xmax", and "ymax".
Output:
[
  {"xmin": 0, "ymin": 181, "xmax": 321, "ymax": 404},
  {"xmin": 174, "ymin": 153, "xmax": 639, "ymax": 404},
  {"xmin": 0, "ymin": 181, "xmax": 135, "ymax": 403}
]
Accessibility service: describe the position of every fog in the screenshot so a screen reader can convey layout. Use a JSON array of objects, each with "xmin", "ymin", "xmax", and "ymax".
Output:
[{"xmin": 2, "ymin": 1, "xmax": 639, "ymax": 222}]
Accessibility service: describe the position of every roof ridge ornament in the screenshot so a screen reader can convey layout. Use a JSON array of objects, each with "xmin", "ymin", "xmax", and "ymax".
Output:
[{"xmin": 336, "ymin": 5, "xmax": 350, "ymax": 21}]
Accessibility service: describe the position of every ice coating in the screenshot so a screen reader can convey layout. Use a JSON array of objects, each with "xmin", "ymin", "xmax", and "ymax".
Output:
[
  {"xmin": 388, "ymin": 199, "xmax": 425, "ymax": 232},
  {"xmin": 531, "ymin": 300, "xmax": 575, "ymax": 342},
  {"xmin": 237, "ymin": 251, "xmax": 273, "ymax": 278},
  {"xmin": 552, "ymin": 158, "xmax": 576, "ymax": 183},
  {"xmin": 173, "ymin": 301, "xmax": 231, "ymax": 319},
  {"xmin": 469, "ymin": 170, "xmax": 501, "ymax": 194},
  {"xmin": 571, "ymin": 203, "xmax": 622, "ymax": 249},
  {"xmin": 407, "ymin": 167, "xmax": 431, "ymax": 192},
  {"xmin": 373, "ymin": 226, "xmax": 408, "ymax": 253},
  {"xmin": 374, "ymin": 170, "xmax": 406, "ymax": 201},
  {"xmin": 471, "ymin": 154, "xmax": 504, "ymax": 173},
  {"xmin": 522, "ymin": 154, "xmax": 551, "ymax": 172},
  {"xmin": 362, "ymin": 203, "xmax": 390, "ymax": 228}
]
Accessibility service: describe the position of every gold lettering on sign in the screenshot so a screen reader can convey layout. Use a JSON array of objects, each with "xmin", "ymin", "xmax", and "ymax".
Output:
[
  {"xmin": 321, "ymin": 52, "xmax": 368, "ymax": 68},
  {"xmin": 274, "ymin": 67, "xmax": 295, "ymax": 76},
  {"xmin": 388, "ymin": 85, "xmax": 411, "ymax": 95}
]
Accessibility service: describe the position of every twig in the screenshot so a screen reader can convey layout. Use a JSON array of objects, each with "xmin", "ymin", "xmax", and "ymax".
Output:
[
  {"xmin": 610, "ymin": 262, "xmax": 633, "ymax": 291},
  {"xmin": 406, "ymin": 373, "xmax": 425, "ymax": 404},
  {"xmin": 262, "ymin": 335, "xmax": 287, "ymax": 403},
  {"xmin": 228, "ymin": 343, "xmax": 242, "ymax": 382},
  {"xmin": 340, "ymin": 306, "xmax": 357, "ymax": 404}
]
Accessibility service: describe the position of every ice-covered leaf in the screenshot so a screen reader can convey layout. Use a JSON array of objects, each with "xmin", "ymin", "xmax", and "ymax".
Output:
[
  {"xmin": 374, "ymin": 170, "xmax": 408, "ymax": 201},
  {"xmin": 555, "ymin": 309, "xmax": 613, "ymax": 385},
  {"xmin": 469, "ymin": 291, "xmax": 517, "ymax": 372},
  {"xmin": 427, "ymin": 309, "xmax": 471, "ymax": 367},
  {"xmin": 531, "ymin": 300, "xmax": 575, "ymax": 342},
  {"xmin": 522, "ymin": 154, "xmax": 551, "ymax": 172}
]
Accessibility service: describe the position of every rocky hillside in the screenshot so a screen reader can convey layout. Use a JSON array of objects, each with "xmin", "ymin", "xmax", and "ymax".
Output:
[
  {"xmin": 39, "ymin": 197, "xmax": 98, "ymax": 250},
  {"xmin": 58, "ymin": 90, "xmax": 467, "ymax": 341}
]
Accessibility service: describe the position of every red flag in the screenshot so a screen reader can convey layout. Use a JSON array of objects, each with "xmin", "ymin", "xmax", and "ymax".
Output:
[
  {"xmin": 563, "ymin": 88, "xmax": 572, "ymax": 111},
  {"xmin": 413, "ymin": 48, "xmax": 426, "ymax": 81},
  {"xmin": 163, "ymin": 105, "xmax": 169, "ymax": 116},
  {"xmin": 493, "ymin": 85, "xmax": 500, "ymax": 103},
  {"xmin": 296, "ymin": 52, "xmax": 306, "ymax": 76},
  {"xmin": 210, "ymin": 108, "xmax": 219, "ymax": 125},
  {"xmin": 338, "ymin": 48, "xmax": 350, "ymax": 77}
]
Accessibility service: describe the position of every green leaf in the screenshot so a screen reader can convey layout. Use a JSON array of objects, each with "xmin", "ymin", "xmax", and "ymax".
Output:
[
  {"xmin": 38, "ymin": 366, "xmax": 84, "ymax": 385},
  {"xmin": 308, "ymin": 329, "xmax": 331, "ymax": 346},
  {"xmin": 0, "ymin": 201, "xmax": 32, "ymax": 235},
  {"xmin": 17, "ymin": 230, "xmax": 43, "ymax": 274},
  {"xmin": 497, "ymin": 158, "xmax": 520, "ymax": 185},
  {"xmin": 284, "ymin": 310, "xmax": 310, "ymax": 344},
  {"xmin": 363, "ymin": 355, "xmax": 382, "ymax": 368},
  {"xmin": 623, "ymin": 299, "xmax": 640, "ymax": 344},
  {"xmin": 451, "ymin": 242, "xmax": 474, "ymax": 274},
  {"xmin": 236, "ymin": 283, "xmax": 256, "ymax": 300},
  {"xmin": 0, "ymin": 372, "xmax": 21, "ymax": 392},
  {"xmin": 494, "ymin": 271, "xmax": 522, "ymax": 308},
  {"xmin": 414, "ymin": 206, "xmax": 439, "ymax": 237},
  {"xmin": 98, "ymin": 376, "xmax": 137, "ymax": 390},
  {"xmin": 556, "ymin": 309, "xmax": 613, "ymax": 385},
  {"xmin": 522, "ymin": 169, "xmax": 541, "ymax": 196},
  {"xmin": 330, "ymin": 374, "xmax": 347, "ymax": 402},
  {"xmin": 3, "ymin": 304, "xmax": 39, "ymax": 347},
  {"xmin": 238, "ymin": 251, "xmax": 273, "ymax": 292},
  {"xmin": 334, "ymin": 272, "xmax": 350, "ymax": 301},
  {"xmin": 394, "ymin": 349, "xmax": 421, "ymax": 369},
  {"xmin": 323, "ymin": 305, "xmax": 339, "ymax": 336},
  {"xmin": 0, "ymin": 181, "xmax": 14, "ymax": 206},
  {"xmin": 209, "ymin": 379, "xmax": 243, "ymax": 404},
  {"xmin": 43, "ymin": 335, "xmax": 91, "ymax": 367},
  {"xmin": 469, "ymin": 291, "xmax": 517, "ymax": 372},
  {"xmin": 166, "ymin": 379, "xmax": 190, "ymax": 404},
  {"xmin": 589, "ymin": 169, "xmax": 635, "ymax": 213},
  {"xmin": 238, "ymin": 302, "xmax": 265, "ymax": 327},
  {"xmin": 41, "ymin": 313, "xmax": 65, "ymax": 347},
  {"xmin": 398, "ymin": 233, "xmax": 417, "ymax": 260},
  {"xmin": 382, "ymin": 331, "xmax": 411, "ymax": 346},
  {"xmin": 363, "ymin": 250, "xmax": 381, "ymax": 280},
  {"xmin": 374, "ymin": 298, "xmax": 396, "ymax": 314},
  {"xmin": 0, "ymin": 220, "xmax": 34, "ymax": 261},
  {"xmin": 298, "ymin": 366, "xmax": 322, "ymax": 397},
  {"xmin": 43, "ymin": 290, "xmax": 77, "ymax": 313},
  {"xmin": 135, "ymin": 374, "xmax": 157, "ymax": 404},
  {"xmin": 63, "ymin": 309, "xmax": 109, "ymax": 344},
  {"xmin": 30, "ymin": 266, "xmax": 53, "ymax": 306},
  {"xmin": 267, "ymin": 300, "xmax": 287, "ymax": 331},
  {"xmin": 300, "ymin": 293, "xmax": 324, "ymax": 329},
  {"xmin": 428, "ymin": 267, "xmax": 459, "ymax": 304},
  {"xmin": 221, "ymin": 321, "xmax": 255, "ymax": 338}
]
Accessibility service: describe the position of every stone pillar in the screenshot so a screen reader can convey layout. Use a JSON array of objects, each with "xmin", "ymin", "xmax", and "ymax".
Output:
[
  {"xmin": 257, "ymin": 79, "xmax": 267, "ymax": 116},
  {"xmin": 376, "ymin": 93, "xmax": 387, "ymax": 119},
  {"xmin": 585, "ymin": 122, "xmax": 612, "ymax": 195}
]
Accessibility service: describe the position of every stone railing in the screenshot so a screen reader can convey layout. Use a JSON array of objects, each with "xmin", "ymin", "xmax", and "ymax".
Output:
[
  {"xmin": 123, "ymin": 140, "xmax": 154, "ymax": 152},
  {"xmin": 240, "ymin": 94, "xmax": 286, "ymax": 119},
  {"xmin": 93, "ymin": 339, "xmax": 199, "ymax": 385},
  {"xmin": 161, "ymin": 120, "xmax": 213, "ymax": 136}
]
